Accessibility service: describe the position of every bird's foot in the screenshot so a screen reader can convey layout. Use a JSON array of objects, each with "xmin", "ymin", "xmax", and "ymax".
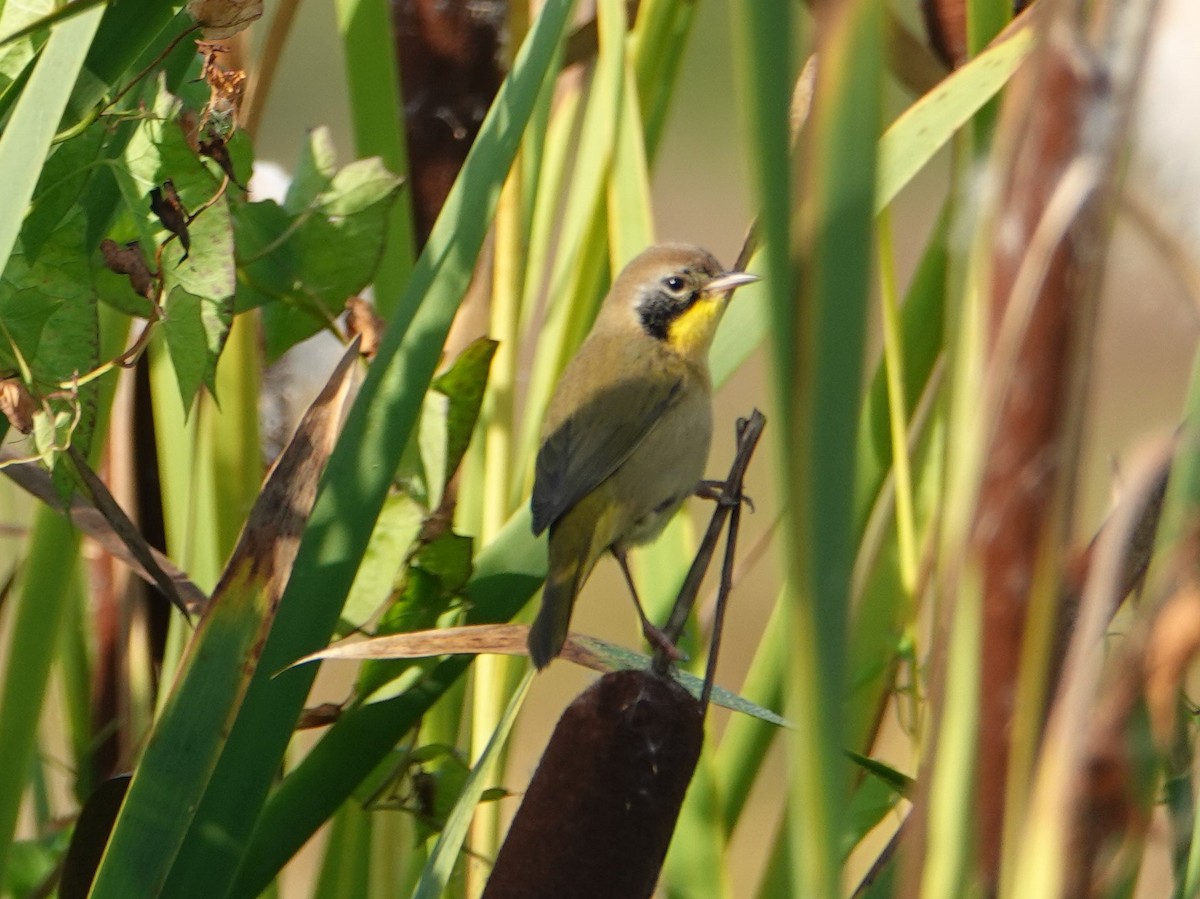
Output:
[
  {"xmin": 695, "ymin": 480, "xmax": 755, "ymax": 512},
  {"xmin": 642, "ymin": 621, "xmax": 688, "ymax": 663}
]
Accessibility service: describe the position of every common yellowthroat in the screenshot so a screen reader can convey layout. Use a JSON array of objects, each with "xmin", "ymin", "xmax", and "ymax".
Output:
[{"xmin": 528, "ymin": 244, "xmax": 759, "ymax": 669}]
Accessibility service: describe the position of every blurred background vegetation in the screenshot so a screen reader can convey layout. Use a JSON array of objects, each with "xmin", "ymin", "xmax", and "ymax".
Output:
[{"xmin": 1, "ymin": 0, "xmax": 1199, "ymax": 897}]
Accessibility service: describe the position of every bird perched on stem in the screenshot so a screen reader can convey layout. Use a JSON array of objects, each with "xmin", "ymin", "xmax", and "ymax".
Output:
[{"xmin": 528, "ymin": 243, "xmax": 759, "ymax": 669}]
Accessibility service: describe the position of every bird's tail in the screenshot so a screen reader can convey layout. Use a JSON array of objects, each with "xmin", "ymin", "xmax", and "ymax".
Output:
[
  {"xmin": 528, "ymin": 553, "xmax": 585, "ymax": 669},
  {"xmin": 529, "ymin": 496, "xmax": 613, "ymax": 668}
]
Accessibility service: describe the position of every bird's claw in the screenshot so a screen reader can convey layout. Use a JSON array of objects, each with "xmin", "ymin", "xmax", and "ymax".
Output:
[
  {"xmin": 643, "ymin": 622, "xmax": 688, "ymax": 663},
  {"xmin": 695, "ymin": 480, "xmax": 755, "ymax": 512}
]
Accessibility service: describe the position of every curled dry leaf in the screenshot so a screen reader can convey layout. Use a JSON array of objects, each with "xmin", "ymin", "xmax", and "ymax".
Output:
[
  {"xmin": 199, "ymin": 134, "xmax": 245, "ymax": 189},
  {"xmin": 344, "ymin": 297, "xmax": 384, "ymax": 360},
  {"xmin": 297, "ymin": 702, "xmax": 344, "ymax": 730},
  {"xmin": 149, "ymin": 181, "xmax": 191, "ymax": 260},
  {"xmin": 203, "ymin": 66, "xmax": 246, "ymax": 133},
  {"xmin": 100, "ymin": 239, "xmax": 156, "ymax": 300},
  {"xmin": 187, "ymin": 0, "xmax": 262, "ymax": 39},
  {"xmin": 1143, "ymin": 583, "xmax": 1200, "ymax": 747},
  {"xmin": 0, "ymin": 379, "xmax": 36, "ymax": 434}
]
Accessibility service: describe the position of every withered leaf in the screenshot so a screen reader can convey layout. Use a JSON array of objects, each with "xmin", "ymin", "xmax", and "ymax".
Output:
[
  {"xmin": 187, "ymin": 0, "xmax": 262, "ymax": 39},
  {"xmin": 100, "ymin": 239, "xmax": 156, "ymax": 300},
  {"xmin": 0, "ymin": 448, "xmax": 209, "ymax": 615},
  {"xmin": 150, "ymin": 180, "xmax": 191, "ymax": 261},
  {"xmin": 297, "ymin": 702, "xmax": 344, "ymax": 730},
  {"xmin": 199, "ymin": 134, "xmax": 245, "ymax": 189},
  {"xmin": 0, "ymin": 379, "xmax": 36, "ymax": 434},
  {"xmin": 344, "ymin": 297, "xmax": 383, "ymax": 360}
]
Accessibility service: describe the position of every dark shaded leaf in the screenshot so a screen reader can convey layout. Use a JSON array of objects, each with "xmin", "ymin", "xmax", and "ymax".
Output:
[
  {"xmin": 60, "ymin": 775, "xmax": 131, "ymax": 899},
  {"xmin": 428, "ymin": 337, "xmax": 497, "ymax": 497},
  {"xmin": 22, "ymin": 121, "xmax": 106, "ymax": 262},
  {"xmin": 0, "ymin": 448, "xmax": 209, "ymax": 614},
  {"xmin": 199, "ymin": 133, "xmax": 245, "ymax": 189},
  {"xmin": 149, "ymin": 179, "xmax": 190, "ymax": 259},
  {"xmin": 99, "ymin": 239, "xmax": 155, "ymax": 299}
]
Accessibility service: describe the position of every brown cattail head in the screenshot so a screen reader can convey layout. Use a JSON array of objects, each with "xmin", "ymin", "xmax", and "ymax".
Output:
[{"xmin": 483, "ymin": 669, "xmax": 703, "ymax": 899}]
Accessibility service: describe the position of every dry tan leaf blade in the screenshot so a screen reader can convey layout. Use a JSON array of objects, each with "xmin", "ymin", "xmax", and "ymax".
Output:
[
  {"xmin": 0, "ymin": 448, "xmax": 208, "ymax": 615},
  {"xmin": 286, "ymin": 624, "xmax": 611, "ymax": 675},
  {"xmin": 1144, "ymin": 583, "xmax": 1200, "ymax": 747},
  {"xmin": 211, "ymin": 336, "xmax": 361, "ymax": 614}
]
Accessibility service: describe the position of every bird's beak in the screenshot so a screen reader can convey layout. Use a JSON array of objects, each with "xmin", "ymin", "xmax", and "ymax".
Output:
[{"xmin": 702, "ymin": 271, "xmax": 760, "ymax": 296}]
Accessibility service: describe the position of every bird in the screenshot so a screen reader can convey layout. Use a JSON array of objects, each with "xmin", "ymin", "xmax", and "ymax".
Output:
[{"xmin": 527, "ymin": 243, "xmax": 759, "ymax": 669}]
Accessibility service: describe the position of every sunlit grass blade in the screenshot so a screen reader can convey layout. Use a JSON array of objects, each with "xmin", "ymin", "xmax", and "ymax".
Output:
[
  {"xmin": 228, "ymin": 509, "xmax": 545, "ymax": 897},
  {"xmin": 0, "ymin": 511, "xmax": 80, "ymax": 889},
  {"xmin": 514, "ymin": 0, "xmax": 626, "ymax": 478},
  {"xmin": 335, "ymin": 0, "xmax": 415, "ymax": 315},
  {"xmin": 0, "ymin": 5, "xmax": 103, "ymax": 278},
  {"xmin": 414, "ymin": 672, "xmax": 531, "ymax": 899},
  {"xmin": 875, "ymin": 23, "xmax": 1032, "ymax": 214}
]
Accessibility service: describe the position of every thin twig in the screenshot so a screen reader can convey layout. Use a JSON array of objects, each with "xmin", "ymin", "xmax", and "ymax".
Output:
[
  {"xmin": 652, "ymin": 410, "xmax": 766, "ymax": 676},
  {"xmin": 102, "ymin": 24, "xmax": 203, "ymax": 113},
  {"xmin": 700, "ymin": 418, "xmax": 750, "ymax": 712}
]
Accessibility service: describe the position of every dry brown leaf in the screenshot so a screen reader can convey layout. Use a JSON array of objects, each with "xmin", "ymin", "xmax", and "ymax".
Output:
[
  {"xmin": 1144, "ymin": 584, "xmax": 1200, "ymax": 746},
  {"xmin": 100, "ymin": 239, "xmax": 156, "ymax": 300},
  {"xmin": 297, "ymin": 702, "xmax": 344, "ymax": 730},
  {"xmin": 199, "ymin": 134, "xmax": 244, "ymax": 188},
  {"xmin": 0, "ymin": 379, "xmax": 36, "ymax": 434},
  {"xmin": 149, "ymin": 181, "xmax": 191, "ymax": 261},
  {"xmin": 1, "ymin": 448, "xmax": 208, "ymax": 614},
  {"xmin": 288, "ymin": 624, "xmax": 612, "ymax": 672},
  {"xmin": 344, "ymin": 297, "xmax": 384, "ymax": 360},
  {"xmin": 187, "ymin": 0, "xmax": 262, "ymax": 39},
  {"xmin": 205, "ymin": 68, "xmax": 246, "ymax": 126},
  {"xmin": 213, "ymin": 336, "xmax": 361, "ymax": 615}
]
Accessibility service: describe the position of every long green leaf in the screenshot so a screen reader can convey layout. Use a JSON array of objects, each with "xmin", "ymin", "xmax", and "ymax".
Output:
[
  {"xmin": 0, "ymin": 511, "xmax": 80, "ymax": 889},
  {"xmin": 87, "ymin": 344, "xmax": 358, "ymax": 898},
  {"xmin": 413, "ymin": 673, "xmax": 531, "ymax": 899},
  {"xmin": 875, "ymin": 23, "xmax": 1032, "ymax": 213},
  {"xmin": 778, "ymin": 1, "xmax": 885, "ymax": 896},
  {"xmin": 334, "ymin": 0, "xmax": 415, "ymax": 315},
  {"xmin": 0, "ymin": 4, "xmax": 102, "ymax": 278},
  {"xmin": 227, "ymin": 508, "xmax": 544, "ymax": 897}
]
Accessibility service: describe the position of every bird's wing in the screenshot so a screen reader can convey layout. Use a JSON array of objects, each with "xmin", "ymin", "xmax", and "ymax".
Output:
[{"xmin": 530, "ymin": 375, "xmax": 683, "ymax": 535}]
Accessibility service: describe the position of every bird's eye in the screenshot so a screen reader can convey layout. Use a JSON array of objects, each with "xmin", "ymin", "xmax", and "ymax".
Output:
[{"xmin": 664, "ymin": 275, "xmax": 686, "ymax": 293}]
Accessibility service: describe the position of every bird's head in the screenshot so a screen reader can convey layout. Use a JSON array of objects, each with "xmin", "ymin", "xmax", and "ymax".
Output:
[{"xmin": 603, "ymin": 243, "xmax": 759, "ymax": 362}]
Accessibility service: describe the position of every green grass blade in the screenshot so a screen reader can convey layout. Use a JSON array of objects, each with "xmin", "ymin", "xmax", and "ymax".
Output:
[
  {"xmin": 413, "ymin": 672, "xmax": 532, "ymax": 899},
  {"xmin": 630, "ymin": 0, "xmax": 698, "ymax": 160},
  {"xmin": 0, "ymin": 511, "xmax": 80, "ymax": 888},
  {"xmin": 713, "ymin": 596, "xmax": 786, "ymax": 831},
  {"xmin": 228, "ymin": 509, "xmax": 544, "ymax": 897},
  {"xmin": 778, "ymin": 1, "xmax": 885, "ymax": 894},
  {"xmin": 87, "ymin": 347, "xmax": 358, "ymax": 898},
  {"xmin": 0, "ymin": 4, "xmax": 102, "ymax": 276},
  {"xmin": 875, "ymin": 24, "xmax": 1032, "ymax": 214},
  {"xmin": 514, "ymin": 0, "xmax": 626, "ymax": 476},
  {"xmin": 335, "ymin": 0, "xmax": 415, "ymax": 315}
]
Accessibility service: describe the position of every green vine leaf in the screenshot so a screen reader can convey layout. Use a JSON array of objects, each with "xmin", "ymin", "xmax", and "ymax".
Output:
[{"xmin": 238, "ymin": 130, "xmax": 404, "ymax": 360}]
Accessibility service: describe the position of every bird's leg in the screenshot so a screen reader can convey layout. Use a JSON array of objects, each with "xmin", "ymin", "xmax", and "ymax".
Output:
[
  {"xmin": 612, "ymin": 546, "xmax": 685, "ymax": 662},
  {"xmin": 695, "ymin": 479, "xmax": 755, "ymax": 512}
]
